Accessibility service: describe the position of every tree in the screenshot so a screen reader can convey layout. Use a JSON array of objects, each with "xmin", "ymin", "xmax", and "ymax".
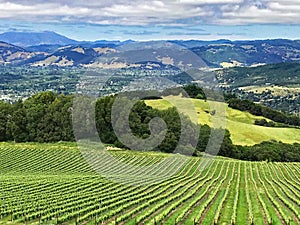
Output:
[
  {"xmin": 11, "ymin": 100, "xmax": 28, "ymax": 142},
  {"xmin": 95, "ymin": 96, "xmax": 117, "ymax": 143},
  {"xmin": 183, "ymin": 84, "xmax": 206, "ymax": 100},
  {"xmin": 0, "ymin": 101, "xmax": 12, "ymax": 141}
]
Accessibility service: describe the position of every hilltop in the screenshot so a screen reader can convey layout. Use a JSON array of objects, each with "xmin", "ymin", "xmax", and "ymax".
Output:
[{"xmin": 145, "ymin": 96, "xmax": 300, "ymax": 146}]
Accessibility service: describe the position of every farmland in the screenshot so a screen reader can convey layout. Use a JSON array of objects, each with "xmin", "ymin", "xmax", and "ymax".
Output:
[{"xmin": 0, "ymin": 142, "xmax": 299, "ymax": 225}]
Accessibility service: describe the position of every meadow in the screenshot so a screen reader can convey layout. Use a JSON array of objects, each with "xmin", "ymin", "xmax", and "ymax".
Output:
[
  {"xmin": 145, "ymin": 96, "xmax": 300, "ymax": 146},
  {"xmin": 0, "ymin": 142, "xmax": 299, "ymax": 225}
]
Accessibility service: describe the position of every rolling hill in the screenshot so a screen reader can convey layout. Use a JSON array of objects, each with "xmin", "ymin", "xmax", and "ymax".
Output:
[
  {"xmin": 217, "ymin": 62, "xmax": 300, "ymax": 87},
  {"xmin": 191, "ymin": 39, "xmax": 300, "ymax": 67},
  {"xmin": 145, "ymin": 96, "xmax": 300, "ymax": 146},
  {"xmin": 0, "ymin": 31, "xmax": 300, "ymax": 68},
  {"xmin": 216, "ymin": 62, "xmax": 300, "ymax": 114},
  {"xmin": 0, "ymin": 41, "xmax": 46, "ymax": 64}
]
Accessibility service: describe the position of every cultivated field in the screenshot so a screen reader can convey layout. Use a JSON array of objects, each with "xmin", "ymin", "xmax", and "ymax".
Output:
[
  {"xmin": 145, "ymin": 96, "xmax": 300, "ymax": 146},
  {"xmin": 0, "ymin": 142, "xmax": 299, "ymax": 225}
]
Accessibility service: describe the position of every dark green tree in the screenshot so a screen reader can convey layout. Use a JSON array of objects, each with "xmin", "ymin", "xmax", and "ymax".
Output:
[{"xmin": 11, "ymin": 100, "xmax": 28, "ymax": 142}]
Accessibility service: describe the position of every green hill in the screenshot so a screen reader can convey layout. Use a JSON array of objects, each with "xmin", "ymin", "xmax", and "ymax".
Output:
[{"xmin": 145, "ymin": 96, "xmax": 300, "ymax": 146}]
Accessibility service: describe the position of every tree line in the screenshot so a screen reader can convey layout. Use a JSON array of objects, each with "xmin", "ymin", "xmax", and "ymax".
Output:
[
  {"xmin": 228, "ymin": 98, "xmax": 300, "ymax": 127},
  {"xmin": 0, "ymin": 90, "xmax": 299, "ymax": 162},
  {"xmin": 0, "ymin": 91, "xmax": 234, "ymax": 157}
]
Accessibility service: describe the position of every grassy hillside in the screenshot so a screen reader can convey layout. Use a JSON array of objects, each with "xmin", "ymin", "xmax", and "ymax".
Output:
[
  {"xmin": 145, "ymin": 96, "xmax": 300, "ymax": 146},
  {"xmin": 0, "ymin": 142, "xmax": 299, "ymax": 225}
]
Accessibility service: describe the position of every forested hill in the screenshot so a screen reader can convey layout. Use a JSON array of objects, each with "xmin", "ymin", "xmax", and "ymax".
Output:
[
  {"xmin": 0, "ymin": 91, "xmax": 300, "ymax": 162},
  {"xmin": 217, "ymin": 62, "xmax": 300, "ymax": 87},
  {"xmin": 216, "ymin": 62, "xmax": 300, "ymax": 114}
]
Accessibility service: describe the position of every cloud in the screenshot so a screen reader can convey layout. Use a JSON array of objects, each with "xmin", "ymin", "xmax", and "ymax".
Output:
[
  {"xmin": 215, "ymin": 0, "xmax": 300, "ymax": 24},
  {"xmin": 0, "ymin": 0, "xmax": 299, "ymax": 26},
  {"xmin": 216, "ymin": 32, "xmax": 246, "ymax": 36},
  {"xmin": 178, "ymin": 0, "xmax": 243, "ymax": 4},
  {"xmin": 167, "ymin": 32, "xmax": 211, "ymax": 36},
  {"xmin": 122, "ymin": 30, "xmax": 160, "ymax": 35}
]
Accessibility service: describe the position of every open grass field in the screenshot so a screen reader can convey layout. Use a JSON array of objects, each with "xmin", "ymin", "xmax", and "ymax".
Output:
[
  {"xmin": 0, "ymin": 142, "xmax": 299, "ymax": 225},
  {"xmin": 238, "ymin": 85, "xmax": 300, "ymax": 96},
  {"xmin": 145, "ymin": 96, "xmax": 300, "ymax": 146}
]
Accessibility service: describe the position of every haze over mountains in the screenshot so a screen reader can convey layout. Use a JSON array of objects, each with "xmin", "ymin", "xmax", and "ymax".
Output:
[
  {"xmin": 0, "ymin": 31, "xmax": 300, "ymax": 68},
  {"xmin": 0, "ymin": 31, "xmax": 78, "ymax": 47}
]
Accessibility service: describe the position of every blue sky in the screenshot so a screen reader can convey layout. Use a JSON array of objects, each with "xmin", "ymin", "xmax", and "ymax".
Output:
[{"xmin": 0, "ymin": 0, "xmax": 299, "ymax": 41}]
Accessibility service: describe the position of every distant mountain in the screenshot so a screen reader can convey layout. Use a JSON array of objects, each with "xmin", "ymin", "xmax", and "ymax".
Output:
[
  {"xmin": 0, "ymin": 31, "xmax": 78, "ymax": 47},
  {"xmin": 29, "ymin": 45, "xmax": 118, "ymax": 67},
  {"xmin": 25, "ymin": 44, "xmax": 65, "ymax": 54},
  {"xmin": 170, "ymin": 39, "xmax": 232, "ymax": 48},
  {"xmin": 191, "ymin": 39, "xmax": 300, "ymax": 67},
  {"xmin": 0, "ymin": 41, "xmax": 24, "ymax": 52},
  {"xmin": 0, "ymin": 41, "xmax": 46, "ymax": 64},
  {"xmin": 0, "ymin": 34, "xmax": 300, "ymax": 68},
  {"xmin": 81, "ymin": 39, "xmax": 135, "ymax": 48}
]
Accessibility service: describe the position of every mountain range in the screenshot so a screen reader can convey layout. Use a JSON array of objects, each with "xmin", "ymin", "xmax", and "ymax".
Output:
[
  {"xmin": 0, "ymin": 31, "xmax": 300, "ymax": 68},
  {"xmin": 0, "ymin": 31, "xmax": 78, "ymax": 47}
]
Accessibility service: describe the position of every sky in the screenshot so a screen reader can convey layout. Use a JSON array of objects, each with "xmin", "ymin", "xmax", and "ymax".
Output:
[{"xmin": 0, "ymin": 0, "xmax": 299, "ymax": 41}]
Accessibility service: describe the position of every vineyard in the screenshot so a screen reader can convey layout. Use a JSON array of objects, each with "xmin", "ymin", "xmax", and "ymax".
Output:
[{"xmin": 0, "ymin": 142, "xmax": 299, "ymax": 225}]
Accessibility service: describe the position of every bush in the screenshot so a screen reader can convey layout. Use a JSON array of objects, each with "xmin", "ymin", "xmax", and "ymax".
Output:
[{"xmin": 254, "ymin": 119, "xmax": 275, "ymax": 127}]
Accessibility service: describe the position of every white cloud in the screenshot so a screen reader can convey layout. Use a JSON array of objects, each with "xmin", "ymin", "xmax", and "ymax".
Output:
[
  {"xmin": 216, "ymin": 0, "xmax": 300, "ymax": 24},
  {"xmin": 0, "ymin": 0, "xmax": 299, "ymax": 25},
  {"xmin": 268, "ymin": 1, "xmax": 300, "ymax": 12},
  {"xmin": 102, "ymin": 2, "xmax": 209, "ymax": 19},
  {"xmin": 178, "ymin": 0, "xmax": 243, "ymax": 4},
  {"xmin": 0, "ymin": 2, "xmax": 92, "ymax": 18}
]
